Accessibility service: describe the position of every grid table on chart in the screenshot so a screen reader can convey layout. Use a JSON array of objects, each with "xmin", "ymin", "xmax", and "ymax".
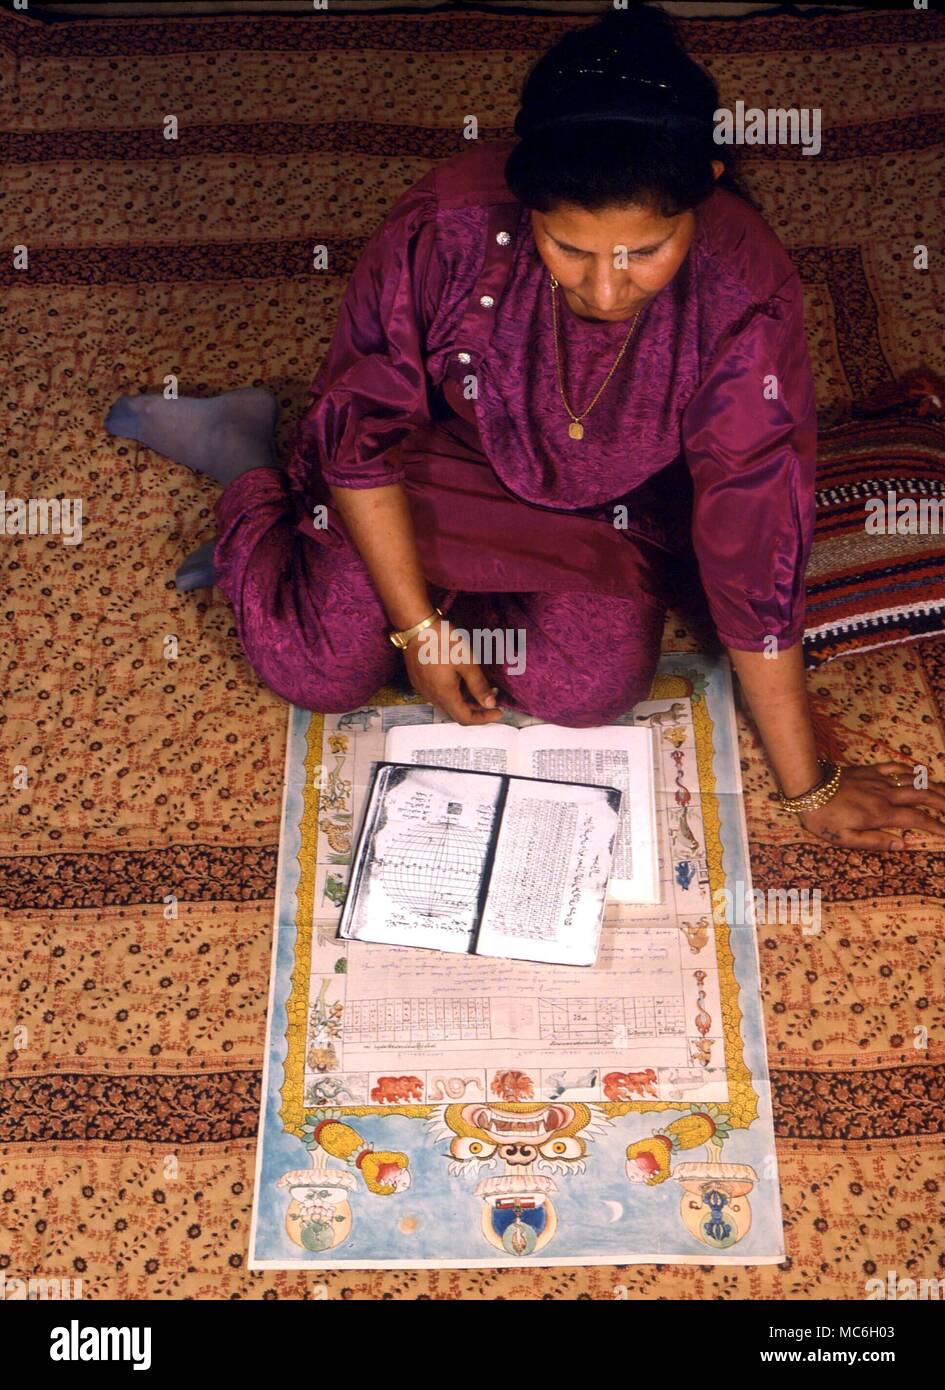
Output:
[
  {"xmin": 539, "ymin": 996, "xmax": 686, "ymax": 1042},
  {"xmin": 343, "ymin": 997, "xmax": 491, "ymax": 1042}
]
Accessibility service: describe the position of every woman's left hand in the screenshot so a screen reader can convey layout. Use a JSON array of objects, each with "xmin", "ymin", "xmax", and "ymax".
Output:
[{"xmin": 797, "ymin": 762, "xmax": 945, "ymax": 850}]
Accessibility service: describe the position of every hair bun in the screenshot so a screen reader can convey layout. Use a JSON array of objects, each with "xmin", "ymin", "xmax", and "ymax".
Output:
[
  {"xmin": 589, "ymin": 4, "xmax": 688, "ymax": 73},
  {"xmin": 505, "ymin": 2, "xmax": 742, "ymax": 217},
  {"xmin": 515, "ymin": 3, "xmax": 710, "ymax": 139},
  {"xmin": 596, "ymin": 3, "xmax": 681, "ymax": 39}
]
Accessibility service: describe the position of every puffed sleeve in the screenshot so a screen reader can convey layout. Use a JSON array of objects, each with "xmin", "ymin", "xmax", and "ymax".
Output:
[
  {"xmin": 292, "ymin": 167, "xmax": 446, "ymax": 490},
  {"xmin": 681, "ymin": 272, "xmax": 817, "ymax": 651}
]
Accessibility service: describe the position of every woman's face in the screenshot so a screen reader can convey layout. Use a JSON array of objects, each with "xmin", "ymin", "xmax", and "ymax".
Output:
[{"xmin": 530, "ymin": 161, "xmax": 724, "ymax": 323}]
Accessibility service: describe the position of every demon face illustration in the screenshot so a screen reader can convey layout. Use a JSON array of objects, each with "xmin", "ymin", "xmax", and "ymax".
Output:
[
  {"xmin": 426, "ymin": 1102, "xmax": 602, "ymax": 1257},
  {"xmin": 434, "ymin": 1102, "xmax": 597, "ymax": 1174}
]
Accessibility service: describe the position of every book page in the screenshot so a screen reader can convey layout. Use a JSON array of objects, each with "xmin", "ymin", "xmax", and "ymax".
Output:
[
  {"xmin": 518, "ymin": 724, "xmax": 659, "ymax": 904},
  {"xmin": 385, "ymin": 721, "xmax": 518, "ymax": 772},
  {"xmin": 475, "ymin": 778, "xmax": 620, "ymax": 966},
  {"xmin": 338, "ymin": 763, "xmax": 501, "ymax": 955}
]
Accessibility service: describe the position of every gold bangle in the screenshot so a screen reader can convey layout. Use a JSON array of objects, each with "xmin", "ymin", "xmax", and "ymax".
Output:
[
  {"xmin": 388, "ymin": 607, "xmax": 443, "ymax": 650},
  {"xmin": 776, "ymin": 757, "xmax": 842, "ymax": 814}
]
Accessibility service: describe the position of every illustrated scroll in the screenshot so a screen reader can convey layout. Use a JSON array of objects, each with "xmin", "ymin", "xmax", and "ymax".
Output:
[{"xmin": 249, "ymin": 652, "xmax": 784, "ymax": 1268}]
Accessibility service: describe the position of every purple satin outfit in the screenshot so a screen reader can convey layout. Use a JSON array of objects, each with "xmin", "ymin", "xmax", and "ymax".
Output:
[{"xmin": 213, "ymin": 137, "xmax": 817, "ymax": 722}]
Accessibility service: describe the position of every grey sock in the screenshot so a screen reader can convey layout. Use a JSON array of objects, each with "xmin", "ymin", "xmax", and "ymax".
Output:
[
  {"xmin": 175, "ymin": 537, "xmax": 217, "ymax": 591},
  {"xmin": 105, "ymin": 386, "xmax": 280, "ymax": 486}
]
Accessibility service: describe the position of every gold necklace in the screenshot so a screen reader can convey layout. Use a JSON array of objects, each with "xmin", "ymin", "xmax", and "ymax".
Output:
[{"xmin": 549, "ymin": 273, "xmax": 641, "ymax": 439}]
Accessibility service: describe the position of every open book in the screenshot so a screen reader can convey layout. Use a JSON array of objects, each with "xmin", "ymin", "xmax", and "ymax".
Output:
[
  {"xmin": 337, "ymin": 762, "xmax": 621, "ymax": 966},
  {"xmin": 385, "ymin": 720, "xmax": 660, "ymax": 905}
]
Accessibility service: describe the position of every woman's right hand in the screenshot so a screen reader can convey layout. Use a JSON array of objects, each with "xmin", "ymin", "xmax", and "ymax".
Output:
[
  {"xmin": 403, "ymin": 617, "xmax": 504, "ymax": 726},
  {"xmin": 326, "ymin": 484, "xmax": 502, "ymax": 724}
]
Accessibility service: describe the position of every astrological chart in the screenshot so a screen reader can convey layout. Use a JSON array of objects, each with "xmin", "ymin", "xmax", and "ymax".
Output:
[
  {"xmin": 304, "ymin": 683, "xmax": 726, "ymax": 1101},
  {"xmin": 342, "ymin": 996, "xmax": 492, "ymax": 1044},
  {"xmin": 539, "ymin": 995, "xmax": 687, "ymax": 1044}
]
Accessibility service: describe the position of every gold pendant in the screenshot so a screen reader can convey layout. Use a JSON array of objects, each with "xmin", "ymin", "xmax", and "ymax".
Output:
[{"xmin": 568, "ymin": 420, "xmax": 584, "ymax": 440}]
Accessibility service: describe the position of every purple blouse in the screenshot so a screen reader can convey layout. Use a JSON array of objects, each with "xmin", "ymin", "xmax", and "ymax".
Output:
[{"xmin": 290, "ymin": 137, "xmax": 817, "ymax": 651}]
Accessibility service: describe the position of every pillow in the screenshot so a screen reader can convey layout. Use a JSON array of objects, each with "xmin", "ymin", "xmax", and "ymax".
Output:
[{"xmin": 802, "ymin": 416, "xmax": 945, "ymax": 668}]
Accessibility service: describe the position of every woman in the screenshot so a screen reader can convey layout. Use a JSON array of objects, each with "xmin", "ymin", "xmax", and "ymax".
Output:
[{"xmin": 105, "ymin": 4, "xmax": 945, "ymax": 851}]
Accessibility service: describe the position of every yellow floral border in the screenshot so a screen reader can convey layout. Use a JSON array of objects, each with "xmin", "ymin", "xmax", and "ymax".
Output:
[
  {"xmin": 277, "ymin": 708, "xmax": 322, "ymax": 1133},
  {"xmin": 598, "ymin": 672, "xmax": 757, "ymax": 1129},
  {"xmin": 279, "ymin": 672, "xmax": 758, "ymax": 1136}
]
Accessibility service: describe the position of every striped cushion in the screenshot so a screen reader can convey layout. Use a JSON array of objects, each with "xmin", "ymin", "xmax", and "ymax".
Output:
[{"xmin": 802, "ymin": 417, "xmax": 945, "ymax": 667}]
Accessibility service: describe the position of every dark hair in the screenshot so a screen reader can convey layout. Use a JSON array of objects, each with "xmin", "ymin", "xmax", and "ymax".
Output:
[{"xmin": 505, "ymin": 2, "xmax": 757, "ymax": 218}]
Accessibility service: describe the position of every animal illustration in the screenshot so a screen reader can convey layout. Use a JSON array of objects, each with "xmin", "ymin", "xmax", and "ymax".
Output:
[
  {"xmin": 323, "ymin": 873, "xmax": 347, "ymax": 907},
  {"xmin": 679, "ymin": 917, "xmax": 710, "ymax": 953},
  {"xmin": 491, "ymin": 1069, "xmax": 535, "ymax": 1101},
  {"xmin": 370, "ymin": 1075, "xmax": 423, "ymax": 1104},
  {"xmin": 319, "ymin": 817, "xmax": 352, "ymax": 855},
  {"xmin": 670, "ymin": 806, "xmax": 700, "ymax": 855},
  {"xmin": 635, "ymin": 701, "xmax": 686, "ymax": 728},
  {"xmin": 429, "ymin": 1075, "xmax": 482, "ymax": 1100},
  {"xmin": 676, "ymin": 860, "xmax": 696, "ymax": 890},
  {"xmin": 690, "ymin": 1038, "xmax": 714, "ymax": 1066},
  {"xmin": 545, "ymin": 1069, "xmax": 598, "ymax": 1099},
  {"xmin": 675, "ymin": 857, "xmax": 709, "ymax": 892},
  {"xmin": 603, "ymin": 1068, "xmax": 658, "ymax": 1100},
  {"xmin": 663, "ymin": 1067, "xmax": 707, "ymax": 1090},
  {"xmin": 336, "ymin": 708, "xmax": 379, "ymax": 732},
  {"xmin": 307, "ymin": 1044, "xmax": 339, "ymax": 1073},
  {"xmin": 305, "ymin": 1076, "xmax": 359, "ymax": 1106}
]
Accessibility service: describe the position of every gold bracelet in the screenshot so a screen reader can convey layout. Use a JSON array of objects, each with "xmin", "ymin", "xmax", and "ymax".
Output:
[
  {"xmin": 388, "ymin": 607, "xmax": 443, "ymax": 650},
  {"xmin": 776, "ymin": 757, "xmax": 843, "ymax": 814}
]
